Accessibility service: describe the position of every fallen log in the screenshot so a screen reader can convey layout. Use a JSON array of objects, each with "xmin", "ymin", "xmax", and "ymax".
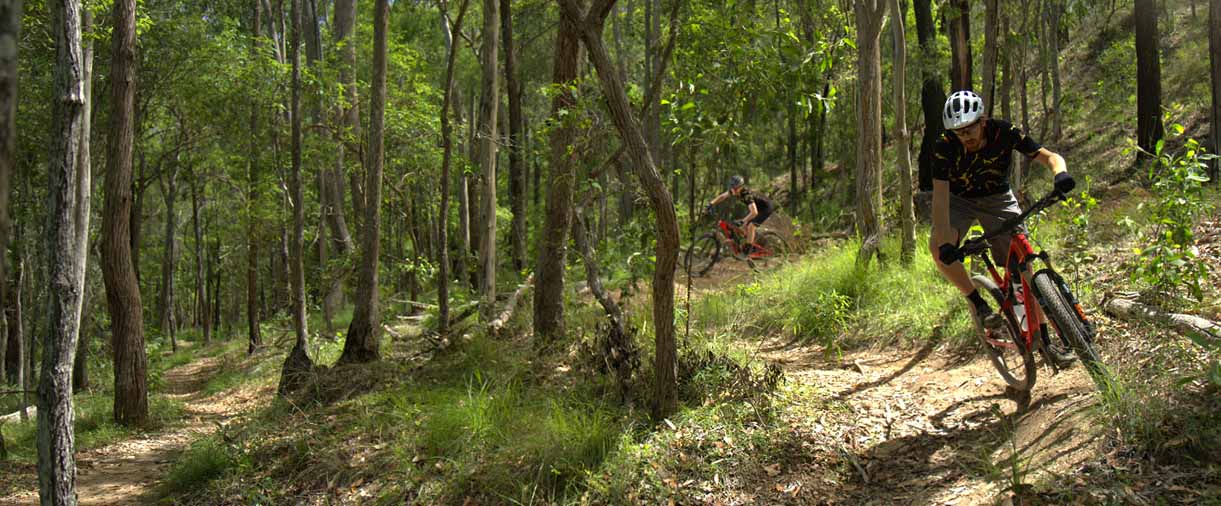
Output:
[
  {"xmin": 1103, "ymin": 296, "xmax": 1221, "ymax": 341},
  {"xmin": 489, "ymin": 274, "xmax": 534, "ymax": 338}
]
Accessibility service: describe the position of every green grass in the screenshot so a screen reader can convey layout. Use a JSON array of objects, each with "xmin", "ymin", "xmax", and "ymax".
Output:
[
  {"xmin": 163, "ymin": 436, "xmax": 240, "ymax": 493},
  {"xmin": 691, "ymin": 232, "xmax": 972, "ymax": 352}
]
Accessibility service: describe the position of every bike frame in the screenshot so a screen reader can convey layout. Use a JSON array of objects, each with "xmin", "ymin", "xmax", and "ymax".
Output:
[
  {"xmin": 715, "ymin": 219, "xmax": 773, "ymax": 259},
  {"xmin": 976, "ymin": 234, "xmax": 1043, "ymax": 352},
  {"xmin": 962, "ymin": 191, "xmax": 1097, "ymax": 356}
]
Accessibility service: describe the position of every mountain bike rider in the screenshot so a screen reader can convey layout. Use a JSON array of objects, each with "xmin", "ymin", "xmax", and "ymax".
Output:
[
  {"xmin": 931, "ymin": 90, "xmax": 1077, "ymax": 330},
  {"xmin": 707, "ymin": 176, "xmax": 774, "ymax": 255}
]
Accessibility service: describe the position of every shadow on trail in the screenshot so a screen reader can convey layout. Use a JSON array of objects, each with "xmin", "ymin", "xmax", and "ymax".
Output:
[
  {"xmin": 837, "ymin": 392, "xmax": 1069, "ymax": 505},
  {"xmin": 831, "ymin": 339, "xmax": 939, "ymax": 401}
]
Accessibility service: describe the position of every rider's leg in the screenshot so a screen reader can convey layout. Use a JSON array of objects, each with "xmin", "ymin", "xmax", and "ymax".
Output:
[{"xmin": 745, "ymin": 222, "xmax": 758, "ymax": 250}]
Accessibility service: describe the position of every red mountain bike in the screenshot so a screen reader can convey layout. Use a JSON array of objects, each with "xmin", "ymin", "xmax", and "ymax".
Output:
[
  {"xmin": 944, "ymin": 190, "xmax": 1105, "ymax": 395},
  {"xmin": 685, "ymin": 213, "xmax": 789, "ymax": 277}
]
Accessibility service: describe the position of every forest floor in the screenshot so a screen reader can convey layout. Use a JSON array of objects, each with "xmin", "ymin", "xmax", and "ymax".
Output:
[{"xmin": 0, "ymin": 346, "xmax": 274, "ymax": 506}]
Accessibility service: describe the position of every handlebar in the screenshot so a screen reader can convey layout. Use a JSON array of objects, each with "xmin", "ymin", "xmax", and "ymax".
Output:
[{"xmin": 956, "ymin": 190, "xmax": 1067, "ymax": 259}]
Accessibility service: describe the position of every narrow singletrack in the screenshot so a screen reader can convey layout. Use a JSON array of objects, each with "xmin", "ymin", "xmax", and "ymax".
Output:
[{"xmin": 0, "ymin": 351, "xmax": 273, "ymax": 506}]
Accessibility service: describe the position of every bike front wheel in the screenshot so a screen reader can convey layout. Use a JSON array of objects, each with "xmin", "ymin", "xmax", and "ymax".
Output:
[
  {"xmin": 1031, "ymin": 270, "xmax": 1105, "ymax": 379},
  {"xmin": 685, "ymin": 233, "xmax": 721, "ymax": 277},
  {"xmin": 971, "ymin": 275, "xmax": 1037, "ymax": 393}
]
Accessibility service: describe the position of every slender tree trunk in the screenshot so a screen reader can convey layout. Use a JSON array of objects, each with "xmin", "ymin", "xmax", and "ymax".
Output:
[
  {"xmin": 247, "ymin": 0, "xmax": 263, "ymax": 355},
  {"xmin": 334, "ymin": 0, "xmax": 363, "ymax": 234},
  {"xmin": 560, "ymin": 0, "xmax": 681, "ymax": 421},
  {"xmin": 534, "ymin": 0, "xmax": 582, "ymax": 348},
  {"xmin": 438, "ymin": 0, "xmax": 470, "ymax": 338},
  {"xmin": 501, "ymin": 0, "xmax": 526, "ymax": 272},
  {"xmin": 0, "ymin": 0, "xmax": 19, "ymax": 388},
  {"xmin": 159, "ymin": 164, "xmax": 180, "ymax": 350},
  {"xmin": 13, "ymin": 258, "xmax": 25, "ymax": 417},
  {"xmin": 1135, "ymin": 0, "xmax": 1164, "ymax": 162},
  {"xmin": 1018, "ymin": 0, "xmax": 1031, "ymax": 195},
  {"xmin": 1211, "ymin": 0, "xmax": 1220, "ymax": 183},
  {"xmin": 914, "ymin": 0, "xmax": 945, "ymax": 192},
  {"xmin": 999, "ymin": 14, "xmax": 1013, "ymax": 120},
  {"xmin": 39, "ymin": 0, "xmax": 90, "ymax": 501},
  {"xmin": 339, "ymin": 0, "xmax": 389, "ymax": 364},
  {"xmin": 982, "ymin": 0, "xmax": 999, "ymax": 113},
  {"xmin": 477, "ymin": 0, "xmax": 500, "ymax": 318},
  {"xmin": 71, "ymin": 10, "xmax": 91, "ymax": 393},
  {"xmin": 279, "ymin": 0, "xmax": 313, "ymax": 394},
  {"xmin": 1049, "ymin": 0, "xmax": 1062, "ymax": 142},
  {"xmin": 947, "ymin": 0, "xmax": 972, "ymax": 91},
  {"xmin": 893, "ymin": 0, "xmax": 915, "ymax": 264},
  {"xmin": 130, "ymin": 155, "xmax": 143, "ymax": 282},
  {"xmin": 856, "ymin": 0, "xmax": 886, "ymax": 266},
  {"xmin": 188, "ymin": 172, "xmax": 210, "ymax": 342}
]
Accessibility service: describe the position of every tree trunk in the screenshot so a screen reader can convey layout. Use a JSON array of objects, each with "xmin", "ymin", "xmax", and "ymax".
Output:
[
  {"xmin": 502, "ymin": 0, "xmax": 526, "ymax": 272},
  {"xmin": 39, "ymin": 0, "xmax": 90, "ymax": 501},
  {"xmin": 1019, "ymin": 0, "xmax": 1031, "ymax": 196},
  {"xmin": 71, "ymin": 10, "xmax": 91, "ymax": 394},
  {"xmin": 279, "ymin": 0, "xmax": 313, "ymax": 395},
  {"xmin": 438, "ymin": 0, "xmax": 470, "ymax": 338},
  {"xmin": 856, "ymin": 0, "xmax": 886, "ymax": 266},
  {"xmin": 947, "ymin": 0, "xmax": 972, "ymax": 91},
  {"xmin": 1048, "ymin": 0, "xmax": 1062, "ymax": 142},
  {"xmin": 334, "ymin": 0, "xmax": 363, "ymax": 234},
  {"xmin": 12, "ymin": 259, "xmax": 25, "ymax": 417},
  {"xmin": 1211, "ymin": 0, "xmax": 1221, "ymax": 183},
  {"xmin": 893, "ymin": 0, "xmax": 915, "ymax": 264},
  {"xmin": 559, "ymin": 0, "xmax": 681, "ymax": 421},
  {"xmin": 914, "ymin": 0, "xmax": 945, "ymax": 192},
  {"xmin": 247, "ymin": 0, "xmax": 263, "ymax": 355},
  {"xmin": 339, "ymin": 0, "xmax": 389, "ymax": 365},
  {"xmin": 999, "ymin": 13, "xmax": 1012, "ymax": 120},
  {"xmin": 1135, "ymin": 0, "xmax": 1164, "ymax": 161},
  {"xmin": 533, "ymin": 0, "xmax": 582, "ymax": 348},
  {"xmin": 190, "ymin": 172, "xmax": 209, "ymax": 343},
  {"xmin": 158, "ymin": 164, "xmax": 180, "ymax": 350},
  {"xmin": 477, "ymin": 0, "xmax": 500, "ymax": 318},
  {"xmin": 982, "ymin": 0, "xmax": 999, "ymax": 113},
  {"xmin": 0, "ymin": 0, "xmax": 19, "ymax": 389}
]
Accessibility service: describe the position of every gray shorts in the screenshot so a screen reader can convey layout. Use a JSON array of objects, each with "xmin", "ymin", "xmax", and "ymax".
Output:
[{"xmin": 949, "ymin": 191, "xmax": 1026, "ymax": 263}]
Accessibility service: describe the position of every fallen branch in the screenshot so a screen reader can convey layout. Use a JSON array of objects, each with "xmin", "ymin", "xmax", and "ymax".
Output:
[
  {"xmin": 1103, "ymin": 296, "xmax": 1221, "ymax": 341},
  {"xmin": 489, "ymin": 274, "xmax": 534, "ymax": 338}
]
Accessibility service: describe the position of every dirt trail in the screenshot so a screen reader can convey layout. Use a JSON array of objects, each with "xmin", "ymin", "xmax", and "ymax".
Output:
[
  {"xmin": 754, "ymin": 336, "xmax": 1101, "ymax": 505},
  {"xmin": 1, "ymin": 352, "xmax": 273, "ymax": 506}
]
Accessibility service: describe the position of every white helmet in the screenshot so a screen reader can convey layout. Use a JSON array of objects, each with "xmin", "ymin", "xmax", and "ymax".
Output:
[{"xmin": 942, "ymin": 90, "xmax": 985, "ymax": 130}]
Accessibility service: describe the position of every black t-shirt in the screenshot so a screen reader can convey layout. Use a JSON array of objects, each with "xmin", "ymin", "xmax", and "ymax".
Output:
[
  {"xmin": 931, "ymin": 119, "xmax": 1043, "ymax": 197},
  {"xmin": 737, "ymin": 188, "xmax": 772, "ymax": 215}
]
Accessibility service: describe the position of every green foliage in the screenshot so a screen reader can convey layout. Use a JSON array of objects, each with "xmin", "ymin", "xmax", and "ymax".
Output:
[
  {"xmin": 164, "ymin": 437, "xmax": 241, "ymax": 493},
  {"xmin": 1131, "ymin": 135, "xmax": 1215, "ymax": 302},
  {"xmin": 693, "ymin": 233, "xmax": 971, "ymax": 351},
  {"xmin": 1058, "ymin": 179, "xmax": 1099, "ymax": 287}
]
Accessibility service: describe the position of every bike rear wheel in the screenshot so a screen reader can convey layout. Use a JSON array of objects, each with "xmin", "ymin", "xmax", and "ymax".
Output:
[
  {"xmin": 685, "ymin": 233, "xmax": 721, "ymax": 277},
  {"xmin": 752, "ymin": 230, "xmax": 789, "ymax": 267},
  {"xmin": 1032, "ymin": 270, "xmax": 1105, "ymax": 379},
  {"xmin": 971, "ymin": 275, "xmax": 1038, "ymax": 393}
]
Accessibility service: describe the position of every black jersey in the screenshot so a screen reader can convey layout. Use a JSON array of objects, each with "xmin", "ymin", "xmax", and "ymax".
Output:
[{"xmin": 931, "ymin": 119, "xmax": 1042, "ymax": 197}]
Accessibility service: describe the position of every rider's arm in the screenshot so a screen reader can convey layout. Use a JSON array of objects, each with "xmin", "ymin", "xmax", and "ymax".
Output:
[
  {"xmin": 742, "ymin": 202, "xmax": 758, "ymax": 223},
  {"xmin": 1032, "ymin": 148, "xmax": 1067, "ymax": 176},
  {"xmin": 931, "ymin": 179, "xmax": 953, "ymax": 259},
  {"xmin": 709, "ymin": 191, "xmax": 730, "ymax": 206}
]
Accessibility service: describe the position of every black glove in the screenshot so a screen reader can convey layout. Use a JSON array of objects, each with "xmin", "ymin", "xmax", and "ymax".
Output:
[
  {"xmin": 1054, "ymin": 172, "xmax": 1075, "ymax": 194},
  {"xmin": 704, "ymin": 204, "xmax": 713, "ymax": 215},
  {"xmin": 938, "ymin": 243, "xmax": 962, "ymax": 265}
]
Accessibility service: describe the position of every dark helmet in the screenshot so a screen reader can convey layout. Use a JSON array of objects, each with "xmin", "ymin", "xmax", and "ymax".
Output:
[{"xmin": 726, "ymin": 175, "xmax": 744, "ymax": 190}]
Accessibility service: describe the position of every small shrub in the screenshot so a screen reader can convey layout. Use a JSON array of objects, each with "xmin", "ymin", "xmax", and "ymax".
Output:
[
  {"xmin": 164, "ymin": 437, "xmax": 237, "ymax": 493},
  {"xmin": 1131, "ymin": 135, "xmax": 1214, "ymax": 302}
]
